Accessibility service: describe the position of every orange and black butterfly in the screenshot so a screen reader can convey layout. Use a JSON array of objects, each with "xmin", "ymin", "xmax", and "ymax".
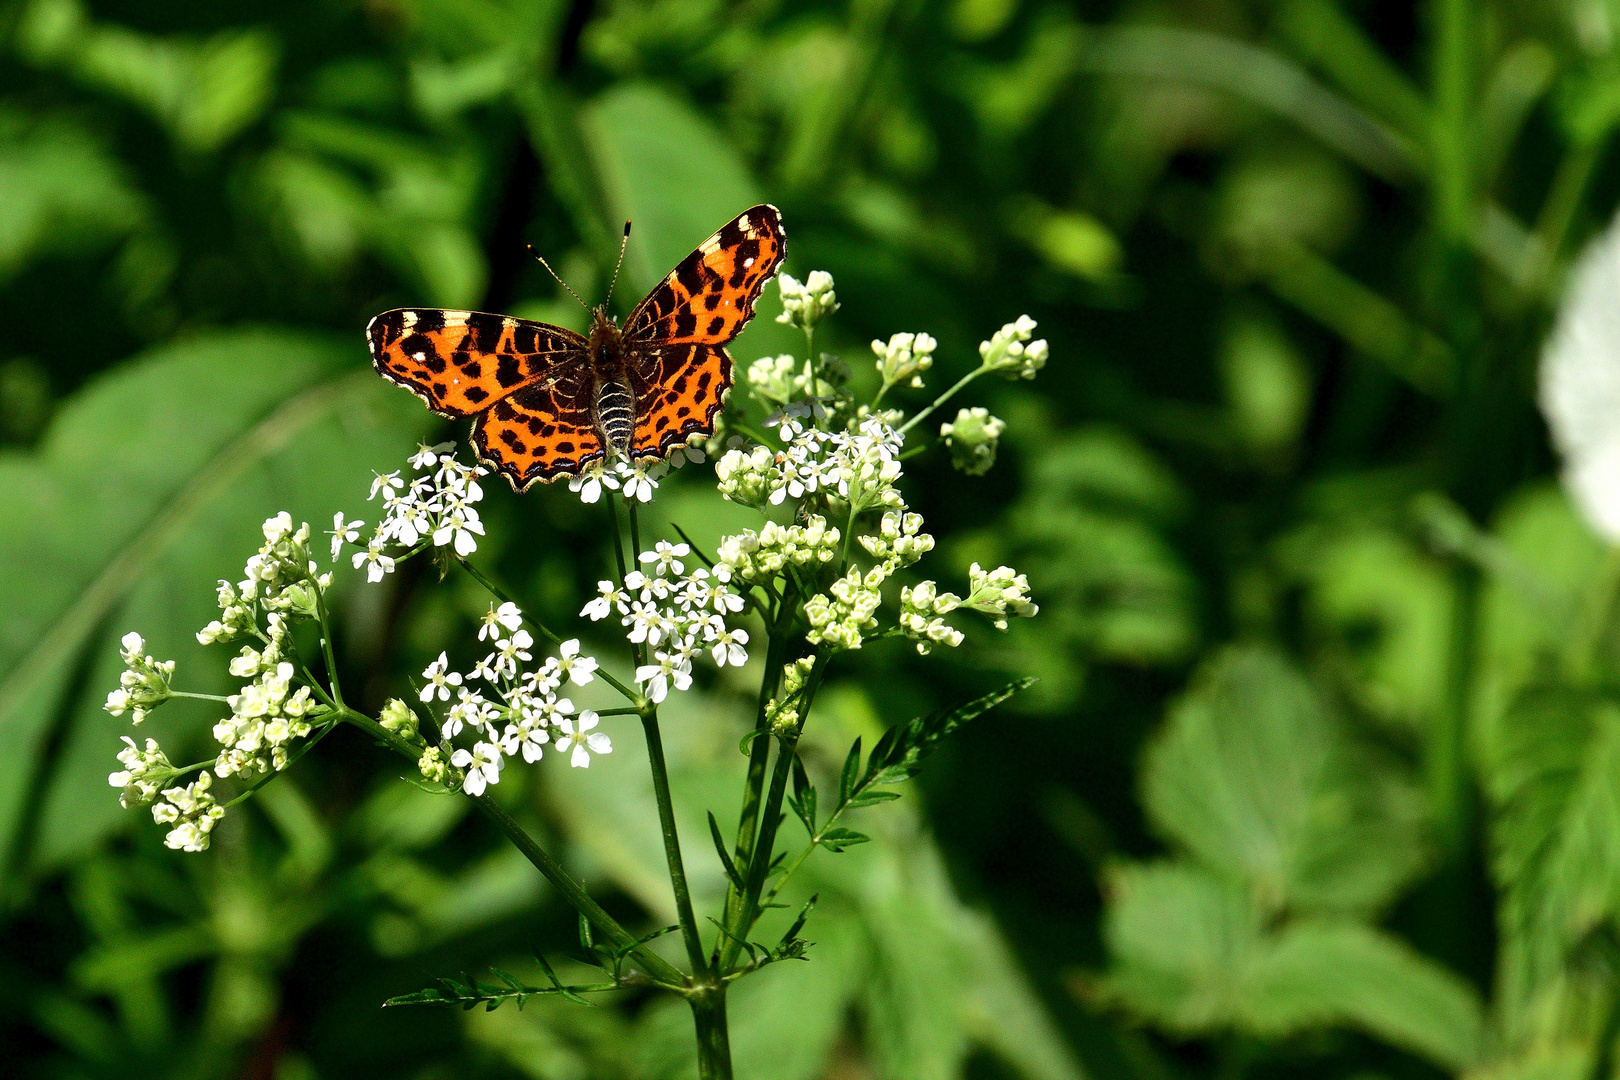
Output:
[{"xmin": 367, "ymin": 204, "xmax": 786, "ymax": 491}]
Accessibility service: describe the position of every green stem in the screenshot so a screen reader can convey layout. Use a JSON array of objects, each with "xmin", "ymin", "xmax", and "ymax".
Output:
[
  {"xmin": 167, "ymin": 691, "xmax": 231, "ymax": 704},
  {"xmin": 721, "ymin": 726, "xmax": 800, "ymax": 971},
  {"xmin": 642, "ymin": 709, "xmax": 709, "ymax": 976},
  {"xmin": 898, "ymin": 365, "xmax": 987, "ymax": 436},
  {"xmin": 724, "ymin": 591, "xmax": 797, "ymax": 937},
  {"xmin": 337, "ymin": 706, "xmax": 688, "ymax": 988},
  {"xmin": 691, "ymin": 986, "xmax": 734, "ymax": 1080},
  {"xmin": 311, "ymin": 574, "xmax": 346, "ymax": 709}
]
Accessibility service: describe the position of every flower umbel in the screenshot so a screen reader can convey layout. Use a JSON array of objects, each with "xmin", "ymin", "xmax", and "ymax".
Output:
[{"xmin": 104, "ymin": 632, "xmax": 175, "ymax": 724}]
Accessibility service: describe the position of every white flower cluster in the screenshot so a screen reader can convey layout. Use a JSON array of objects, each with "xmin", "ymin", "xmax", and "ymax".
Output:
[
  {"xmin": 940, "ymin": 407, "xmax": 1006, "ymax": 476},
  {"xmin": 979, "ymin": 315, "xmax": 1048, "ymax": 380},
  {"xmin": 566, "ymin": 456, "xmax": 674, "ymax": 505},
  {"xmin": 151, "ymin": 772, "xmax": 225, "ymax": 852},
  {"xmin": 199, "ymin": 512, "xmax": 328, "ymax": 646},
  {"xmin": 899, "ymin": 581, "xmax": 965, "ymax": 654},
  {"xmin": 747, "ymin": 354, "xmax": 810, "ymax": 406},
  {"xmin": 110, "ymin": 511, "xmax": 340, "ymax": 852},
  {"xmin": 805, "ymin": 568, "xmax": 886, "ymax": 651},
  {"xmin": 582, "ymin": 541, "xmax": 750, "ymax": 703},
  {"xmin": 103, "ymin": 632, "xmax": 174, "ymax": 724},
  {"xmin": 873, "ymin": 332, "xmax": 936, "ymax": 392},
  {"xmin": 718, "ymin": 516, "xmax": 842, "ymax": 583},
  {"xmin": 108, "ymin": 736, "xmax": 176, "ymax": 809},
  {"xmin": 213, "ymin": 661, "xmax": 326, "ymax": 781},
  {"xmin": 416, "ymin": 605, "xmax": 609, "ymax": 793},
  {"xmin": 895, "ymin": 565, "xmax": 1038, "ymax": 654},
  {"xmin": 715, "ymin": 417, "xmax": 904, "ymax": 513},
  {"xmin": 962, "ymin": 562, "xmax": 1039, "ymax": 629},
  {"xmin": 776, "ymin": 271, "xmax": 838, "ymax": 332},
  {"xmin": 340, "ymin": 443, "xmax": 490, "ymax": 581}
]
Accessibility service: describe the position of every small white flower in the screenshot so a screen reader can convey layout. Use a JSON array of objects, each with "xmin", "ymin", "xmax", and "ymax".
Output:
[
  {"xmin": 410, "ymin": 442, "xmax": 453, "ymax": 470},
  {"xmin": 555, "ymin": 711, "xmax": 611, "ymax": 767},
  {"xmin": 329, "ymin": 512, "xmax": 364, "ymax": 560},
  {"xmin": 420, "ymin": 652, "xmax": 463, "ymax": 702},
  {"xmin": 493, "ymin": 629, "xmax": 534, "ymax": 677},
  {"xmin": 709, "ymin": 626, "xmax": 750, "ymax": 667},
  {"xmin": 640, "ymin": 540, "xmax": 690, "ymax": 577},
  {"xmin": 353, "ymin": 540, "xmax": 396, "ymax": 583},
  {"xmin": 557, "ymin": 639, "xmax": 598, "ymax": 685},
  {"xmin": 480, "ymin": 601, "xmax": 523, "ymax": 641},
  {"xmin": 370, "ymin": 470, "xmax": 405, "ymax": 500},
  {"xmin": 443, "ymin": 688, "xmax": 496, "ymax": 739},
  {"xmin": 452, "ymin": 741, "xmax": 505, "ymax": 795},
  {"xmin": 582, "ymin": 580, "xmax": 626, "ymax": 621}
]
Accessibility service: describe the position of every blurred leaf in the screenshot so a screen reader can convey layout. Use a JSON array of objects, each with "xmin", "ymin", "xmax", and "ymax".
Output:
[
  {"xmin": 1485, "ymin": 684, "xmax": 1620, "ymax": 1047},
  {"xmin": 19, "ymin": 0, "xmax": 278, "ymax": 154},
  {"xmin": 1220, "ymin": 315, "xmax": 1312, "ymax": 454},
  {"xmin": 1096, "ymin": 862, "xmax": 1483, "ymax": 1070},
  {"xmin": 579, "ymin": 82, "xmax": 761, "ymax": 299},
  {"xmin": 0, "ymin": 111, "xmax": 148, "ymax": 282},
  {"xmin": 1285, "ymin": 525, "xmax": 1452, "ymax": 730},
  {"xmin": 1142, "ymin": 646, "xmax": 1428, "ymax": 913},
  {"xmin": 0, "ymin": 330, "xmax": 427, "ymax": 881}
]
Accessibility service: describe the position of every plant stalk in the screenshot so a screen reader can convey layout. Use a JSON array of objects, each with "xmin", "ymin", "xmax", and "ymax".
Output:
[
  {"xmin": 690, "ymin": 985, "xmax": 733, "ymax": 1080},
  {"xmin": 641, "ymin": 708, "xmax": 709, "ymax": 975}
]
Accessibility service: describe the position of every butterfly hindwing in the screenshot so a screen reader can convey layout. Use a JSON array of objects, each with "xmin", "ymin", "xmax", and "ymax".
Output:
[
  {"xmin": 472, "ymin": 367, "xmax": 606, "ymax": 491},
  {"xmin": 368, "ymin": 308, "xmax": 588, "ymax": 417},
  {"xmin": 623, "ymin": 204, "xmax": 786, "ymax": 347},
  {"xmin": 628, "ymin": 343, "xmax": 732, "ymax": 461}
]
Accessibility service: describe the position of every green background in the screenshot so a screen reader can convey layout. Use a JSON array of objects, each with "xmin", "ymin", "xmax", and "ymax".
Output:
[{"xmin": 6, "ymin": 0, "xmax": 1620, "ymax": 1078}]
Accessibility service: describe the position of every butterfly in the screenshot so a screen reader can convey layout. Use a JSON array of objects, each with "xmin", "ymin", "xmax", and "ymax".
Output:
[{"xmin": 367, "ymin": 204, "xmax": 786, "ymax": 491}]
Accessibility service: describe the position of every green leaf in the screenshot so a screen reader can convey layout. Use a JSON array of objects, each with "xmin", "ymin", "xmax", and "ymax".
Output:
[
  {"xmin": 1095, "ymin": 862, "xmax": 1483, "ymax": 1070},
  {"xmin": 0, "ymin": 329, "xmax": 428, "ymax": 882},
  {"xmin": 0, "ymin": 113, "xmax": 148, "ymax": 284},
  {"xmin": 863, "ymin": 678, "xmax": 1037, "ymax": 790},
  {"xmin": 838, "ymin": 736, "xmax": 862, "ymax": 806},
  {"xmin": 789, "ymin": 752, "xmax": 817, "ymax": 834},
  {"xmin": 1141, "ymin": 645, "xmax": 1426, "ymax": 913},
  {"xmin": 709, "ymin": 810, "xmax": 745, "ymax": 892},
  {"xmin": 817, "ymin": 828, "xmax": 870, "ymax": 853},
  {"xmin": 1484, "ymin": 685, "xmax": 1620, "ymax": 1042}
]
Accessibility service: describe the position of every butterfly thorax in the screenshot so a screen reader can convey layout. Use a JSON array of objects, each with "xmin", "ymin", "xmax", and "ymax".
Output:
[{"xmin": 587, "ymin": 306, "xmax": 635, "ymax": 458}]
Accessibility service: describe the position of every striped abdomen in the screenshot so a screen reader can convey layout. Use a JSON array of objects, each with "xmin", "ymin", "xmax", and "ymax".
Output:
[{"xmin": 595, "ymin": 379, "xmax": 635, "ymax": 457}]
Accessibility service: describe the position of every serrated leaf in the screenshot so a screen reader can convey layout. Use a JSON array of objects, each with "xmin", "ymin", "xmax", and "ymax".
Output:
[
  {"xmin": 862, "ymin": 678, "xmax": 1037, "ymax": 791},
  {"xmin": 1142, "ymin": 647, "xmax": 1425, "ymax": 913}
]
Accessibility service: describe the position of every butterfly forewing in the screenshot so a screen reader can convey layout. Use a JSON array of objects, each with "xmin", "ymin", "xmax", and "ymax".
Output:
[
  {"xmin": 623, "ymin": 204, "xmax": 786, "ymax": 347},
  {"xmin": 368, "ymin": 308, "xmax": 589, "ymax": 417}
]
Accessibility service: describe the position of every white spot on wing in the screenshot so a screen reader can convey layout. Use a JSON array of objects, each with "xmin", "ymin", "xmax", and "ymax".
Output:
[
  {"xmin": 413, "ymin": 352, "xmax": 426, "ymax": 361},
  {"xmin": 402, "ymin": 311, "xmax": 418, "ymax": 329}
]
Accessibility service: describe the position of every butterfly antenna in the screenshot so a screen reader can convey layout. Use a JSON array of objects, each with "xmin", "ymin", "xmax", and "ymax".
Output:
[
  {"xmin": 526, "ymin": 245, "xmax": 590, "ymax": 311},
  {"xmin": 604, "ymin": 221, "xmax": 632, "ymax": 309}
]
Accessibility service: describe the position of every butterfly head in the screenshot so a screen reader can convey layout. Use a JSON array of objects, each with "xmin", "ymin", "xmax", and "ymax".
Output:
[{"xmin": 588, "ymin": 305, "xmax": 625, "ymax": 374}]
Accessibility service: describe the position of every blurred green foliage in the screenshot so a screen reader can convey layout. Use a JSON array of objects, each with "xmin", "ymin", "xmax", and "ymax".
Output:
[{"xmin": 11, "ymin": 0, "xmax": 1620, "ymax": 1078}]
